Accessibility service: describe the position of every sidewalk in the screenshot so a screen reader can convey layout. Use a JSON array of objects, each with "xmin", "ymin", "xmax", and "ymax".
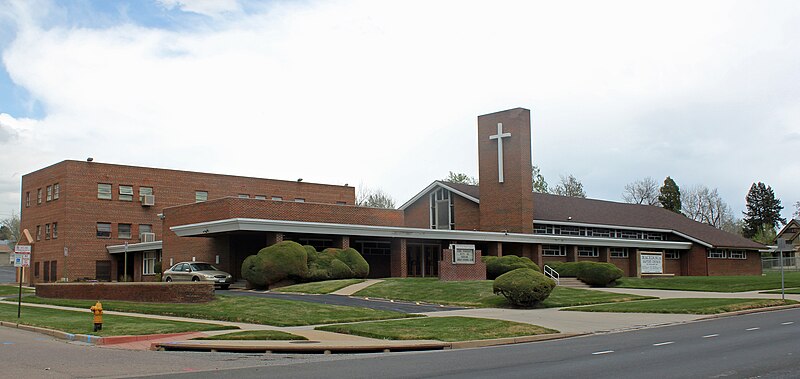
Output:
[{"xmin": 590, "ymin": 287, "xmax": 800, "ymax": 301}]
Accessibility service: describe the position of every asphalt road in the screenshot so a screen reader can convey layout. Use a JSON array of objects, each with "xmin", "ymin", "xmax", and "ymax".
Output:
[
  {"xmin": 223, "ymin": 289, "xmax": 464, "ymax": 313},
  {"xmin": 137, "ymin": 307, "xmax": 800, "ymax": 379},
  {"xmin": 0, "ymin": 266, "xmax": 16, "ymax": 283}
]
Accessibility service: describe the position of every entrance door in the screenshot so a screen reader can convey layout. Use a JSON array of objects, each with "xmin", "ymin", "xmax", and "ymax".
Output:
[{"xmin": 407, "ymin": 243, "xmax": 441, "ymax": 277}]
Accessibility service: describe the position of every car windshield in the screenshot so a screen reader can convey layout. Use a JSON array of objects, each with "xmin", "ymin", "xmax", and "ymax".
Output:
[{"xmin": 190, "ymin": 263, "xmax": 217, "ymax": 271}]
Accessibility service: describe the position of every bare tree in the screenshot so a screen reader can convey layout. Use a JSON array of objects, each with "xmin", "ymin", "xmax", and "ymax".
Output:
[
  {"xmin": 622, "ymin": 177, "xmax": 659, "ymax": 205},
  {"xmin": 443, "ymin": 171, "xmax": 478, "ymax": 185},
  {"xmin": 682, "ymin": 185, "xmax": 733, "ymax": 229},
  {"xmin": 356, "ymin": 186, "xmax": 396, "ymax": 209},
  {"xmin": 553, "ymin": 174, "xmax": 586, "ymax": 198},
  {"xmin": 0, "ymin": 211, "xmax": 20, "ymax": 244}
]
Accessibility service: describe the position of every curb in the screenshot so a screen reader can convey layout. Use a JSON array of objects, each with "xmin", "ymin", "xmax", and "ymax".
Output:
[
  {"xmin": 0, "ymin": 321, "xmax": 201, "ymax": 345},
  {"xmin": 697, "ymin": 302, "xmax": 800, "ymax": 320},
  {"xmin": 449, "ymin": 333, "xmax": 585, "ymax": 349}
]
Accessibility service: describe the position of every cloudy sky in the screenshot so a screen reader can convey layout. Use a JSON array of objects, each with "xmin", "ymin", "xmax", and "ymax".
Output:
[{"xmin": 0, "ymin": 0, "xmax": 798, "ymax": 222}]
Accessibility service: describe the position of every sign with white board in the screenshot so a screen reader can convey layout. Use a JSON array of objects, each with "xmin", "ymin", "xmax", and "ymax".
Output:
[
  {"xmin": 14, "ymin": 245, "xmax": 31, "ymax": 268},
  {"xmin": 640, "ymin": 252, "xmax": 663, "ymax": 274},
  {"xmin": 450, "ymin": 244, "xmax": 476, "ymax": 264}
]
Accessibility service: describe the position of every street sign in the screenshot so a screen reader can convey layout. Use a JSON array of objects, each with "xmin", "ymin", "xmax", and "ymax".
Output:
[{"xmin": 14, "ymin": 245, "xmax": 31, "ymax": 268}]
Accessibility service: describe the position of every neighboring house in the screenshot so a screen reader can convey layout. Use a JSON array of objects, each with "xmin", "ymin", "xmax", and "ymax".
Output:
[
  {"xmin": 20, "ymin": 108, "xmax": 764, "ymax": 284},
  {"xmin": 0, "ymin": 241, "xmax": 12, "ymax": 267},
  {"xmin": 775, "ymin": 219, "xmax": 800, "ymax": 254}
]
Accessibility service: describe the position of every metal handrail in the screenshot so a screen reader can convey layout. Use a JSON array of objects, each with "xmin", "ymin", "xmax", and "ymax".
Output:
[{"xmin": 543, "ymin": 265, "xmax": 559, "ymax": 285}]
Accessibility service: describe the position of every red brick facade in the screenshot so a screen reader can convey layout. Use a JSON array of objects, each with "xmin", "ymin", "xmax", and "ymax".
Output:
[
  {"xmin": 36, "ymin": 282, "xmax": 214, "ymax": 303},
  {"xmin": 439, "ymin": 249, "xmax": 486, "ymax": 281}
]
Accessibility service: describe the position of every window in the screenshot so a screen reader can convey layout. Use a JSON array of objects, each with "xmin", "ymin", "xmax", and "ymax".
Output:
[
  {"xmin": 707, "ymin": 249, "xmax": 725, "ymax": 259},
  {"xmin": 139, "ymin": 224, "xmax": 153, "ymax": 236},
  {"xmin": 533, "ymin": 224, "xmax": 546, "ymax": 234},
  {"xmin": 542, "ymin": 245, "xmax": 566, "ymax": 256},
  {"xmin": 271, "ymin": 196, "xmax": 283, "ymax": 201},
  {"xmin": 139, "ymin": 186, "xmax": 153, "ymax": 201},
  {"xmin": 294, "ymin": 198, "xmax": 305, "ymax": 203},
  {"xmin": 254, "ymin": 195, "xmax": 266, "ymax": 200},
  {"xmin": 665, "ymin": 251, "xmax": 680, "ymax": 259},
  {"xmin": 578, "ymin": 246, "xmax": 599, "ymax": 257},
  {"xmin": 36, "ymin": 225, "xmax": 41, "ymax": 241},
  {"xmin": 143, "ymin": 251, "xmax": 158, "ymax": 275},
  {"xmin": 45, "ymin": 224, "xmax": 50, "ymax": 240},
  {"xmin": 430, "ymin": 188, "xmax": 454, "ymax": 230},
  {"xmin": 729, "ymin": 251, "xmax": 746, "ymax": 259},
  {"xmin": 195, "ymin": 191, "xmax": 208, "ymax": 202},
  {"xmin": 560, "ymin": 226, "xmax": 581, "ymax": 236},
  {"xmin": 119, "ymin": 185, "xmax": 134, "ymax": 201},
  {"xmin": 52, "ymin": 222, "xmax": 58, "ymax": 239},
  {"xmin": 238, "ymin": 194, "xmax": 249, "ymax": 199},
  {"xmin": 96, "ymin": 223, "xmax": 111, "ymax": 238},
  {"xmin": 46, "ymin": 185, "xmax": 52, "ymax": 201},
  {"xmin": 118, "ymin": 224, "xmax": 132, "ymax": 239},
  {"xmin": 26, "ymin": 192, "xmax": 30, "ymax": 207},
  {"xmin": 37, "ymin": 188, "xmax": 42, "ymax": 204},
  {"xmin": 53, "ymin": 183, "xmax": 59, "ymax": 199},
  {"xmin": 610, "ymin": 248, "xmax": 629, "ymax": 258},
  {"xmin": 98, "ymin": 184, "xmax": 112, "ymax": 200}
]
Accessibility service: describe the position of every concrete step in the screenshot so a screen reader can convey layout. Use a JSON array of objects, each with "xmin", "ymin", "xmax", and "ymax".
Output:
[{"xmin": 556, "ymin": 278, "xmax": 591, "ymax": 288}]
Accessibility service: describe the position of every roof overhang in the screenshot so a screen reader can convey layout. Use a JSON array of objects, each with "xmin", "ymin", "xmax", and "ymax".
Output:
[
  {"xmin": 171, "ymin": 218, "xmax": 693, "ymax": 250},
  {"xmin": 107, "ymin": 241, "xmax": 163, "ymax": 254},
  {"xmin": 533, "ymin": 219, "xmax": 714, "ymax": 248},
  {"xmin": 398, "ymin": 182, "xmax": 480, "ymax": 210}
]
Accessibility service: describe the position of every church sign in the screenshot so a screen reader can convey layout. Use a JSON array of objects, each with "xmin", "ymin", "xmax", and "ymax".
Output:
[
  {"xmin": 451, "ymin": 244, "xmax": 476, "ymax": 264},
  {"xmin": 640, "ymin": 251, "xmax": 664, "ymax": 274}
]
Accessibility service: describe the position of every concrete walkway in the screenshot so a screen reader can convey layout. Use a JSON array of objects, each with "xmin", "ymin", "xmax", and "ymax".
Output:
[
  {"xmin": 331, "ymin": 279, "xmax": 383, "ymax": 295},
  {"xmin": 590, "ymin": 286, "xmax": 800, "ymax": 301}
]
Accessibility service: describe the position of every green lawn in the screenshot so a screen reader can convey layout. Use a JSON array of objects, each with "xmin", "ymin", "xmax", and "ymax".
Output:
[
  {"xmin": 615, "ymin": 272, "xmax": 800, "ymax": 292},
  {"xmin": 762, "ymin": 288, "xmax": 800, "ymax": 294},
  {"xmin": 194, "ymin": 330, "xmax": 306, "ymax": 341},
  {"xmin": 0, "ymin": 285, "xmax": 33, "ymax": 297},
  {"xmin": 0, "ymin": 303, "xmax": 235, "ymax": 336},
  {"xmin": 565, "ymin": 298, "xmax": 797, "ymax": 314},
  {"xmin": 317, "ymin": 316, "xmax": 558, "ymax": 342},
  {"xmin": 276, "ymin": 279, "xmax": 365, "ymax": 294},
  {"xmin": 19, "ymin": 295, "xmax": 415, "ymax": 326},
  {"xmin": 354, "ymin": 278, "xmax": 652, "ymax": 308}
]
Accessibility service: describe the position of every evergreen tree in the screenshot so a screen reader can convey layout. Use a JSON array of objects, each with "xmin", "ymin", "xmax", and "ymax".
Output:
[
  {"xmin": 532, "ymin": 165, "xmax": 549, "ymax": 193},
  {"xmin": 742, "ymin": 182, "xmax": 785, "ymax": 239},
  {"xmin": 658, "ymin": 176, "xmax": 681, "ymax": 213}
]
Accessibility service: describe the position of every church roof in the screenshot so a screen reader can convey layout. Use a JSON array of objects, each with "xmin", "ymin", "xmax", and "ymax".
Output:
[{"xmin": 414, "ymin": 182, "xmax": 763, "ymax": 249}]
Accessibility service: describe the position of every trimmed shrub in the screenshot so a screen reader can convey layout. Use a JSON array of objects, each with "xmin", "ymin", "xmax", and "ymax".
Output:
[
  {"xmin": 242, "ymin": 241, "xmax": 309, "ymax": 288},
  {"xmin": 241, "ymin": 254, "xmax": 267, "ymax": 288},
  {"xmin": 543, "ymin": 261, "xmax": 623, "ymax": 287},
  {"xmin": 493, "ymin": 268, "xmax": 556, "ymax": 307},
  {"xmin": 329, "ymin": 259, "xmax": 354, "ymax": 279},
  {"xmin": 484, "ymin": 255, "xmax": 540, "ymax": 279},
  {"xmin": 334, "ymin": 248, "xmax": 370, "ymax": 278}
]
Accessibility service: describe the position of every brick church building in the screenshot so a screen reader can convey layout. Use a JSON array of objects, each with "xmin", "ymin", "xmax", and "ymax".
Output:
[{"xmin": 20, "ymin": 108, "xmax": 764, "ymax": 284}]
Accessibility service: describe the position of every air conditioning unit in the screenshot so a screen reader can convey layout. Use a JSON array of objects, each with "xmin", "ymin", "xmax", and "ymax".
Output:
[
  {"xmin": 141, "ymin": 194, "xmax": 155, "ymax": 206},
  {"xmin": 140, "ymin": 232, "xmax": 156, "ymax": 243}
]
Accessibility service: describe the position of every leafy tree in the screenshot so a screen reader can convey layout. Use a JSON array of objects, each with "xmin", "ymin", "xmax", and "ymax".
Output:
[
  {"xmin": 751, "ymin": 224, "xmax": 777, "ymax": 245},
  {"xmin": 443, "ymin": 171, "xmax": 477, "ymax": 185},
  {"xmin": 356, "ymin": 187, "xmax": 396, "ymax": 209},
  {"xmin": 622, "ymin": 177, "xmax": 659, "ymax": 205},
  {"xmin": 742, "ymin": 182, "xmax": 785, "ymax": 239},
  {"xmin": 553, "ymin": 174, "xmax": 586, "ymax": 198},
  {"xmin": 658, "ymin": 176, "xmax": 682, "ymax": 213},
  {"xmin": 532, "ymin": 165, "xmax": 549, "ymax": 193},
  {"xmin": 682, "ymin": 185, "xmax": 733, "ymax": 229},
  {"xmin": 0, "ymin": 211, "xmax": 20, "ymax": 244}
]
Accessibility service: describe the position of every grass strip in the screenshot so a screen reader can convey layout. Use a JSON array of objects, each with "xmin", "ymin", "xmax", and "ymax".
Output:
[
  {"xmin": 355, "ymin": 278, "xmax": 652, "ymax": 308},
  {"xmin": 564, "ymin": 298, "xmax": 798, "ymax": 314},
  {"xmin": 20, "ymin": 295, "xmax": 416, "ymax": 326},
  {"xmin": 276, "ymin": 279, "xmax": 365, "ymax": 294},
  {"xmin": 615, "ymin": 272, "xmax": 800, "ymax": 292},
  {"xmin": 0, "ymin": 303, "xmax": 235, "ymax": 336},
  {"xmin": 761, "ymin": 288, "xmax": 800, "ymax": 294},
  {"xmin": 194, "ymin": 330, "xmax": 306, "ymax": 341},
  {"xmin": 0, "ymin": 285, "xmax": 33, "ymax": 297},
  {"xmin": 317, "ymin": 316, "xmax": 558, "ymax": 342}
]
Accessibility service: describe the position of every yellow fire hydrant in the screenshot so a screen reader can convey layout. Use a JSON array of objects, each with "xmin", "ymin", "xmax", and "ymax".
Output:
[{"xmin": 90, "ymin": 301, "xmax": 103, "ymax": 332}]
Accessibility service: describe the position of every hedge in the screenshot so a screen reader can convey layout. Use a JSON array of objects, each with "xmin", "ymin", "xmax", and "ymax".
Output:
[
  {"xmin": 543, "ymin": 261, "xmax": 623, "ymax": 287},
  {"xmin": 493, "ymin": 268, "xmax": 556, "ymax": 307},
  {"xmin": 483, "ymin": 255, "xmax": 540, "ymax": 279}
]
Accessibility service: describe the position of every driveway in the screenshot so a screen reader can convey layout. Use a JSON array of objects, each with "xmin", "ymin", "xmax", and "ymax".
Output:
[{"xmin": 223, "ymin": 290, "xmax": 464, "ymax": 313}]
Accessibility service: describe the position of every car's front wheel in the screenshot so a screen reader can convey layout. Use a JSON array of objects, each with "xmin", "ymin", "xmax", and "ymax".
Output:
[
  {"xmin": 219, "ymin": 284, "xmax": 230, "ymax": 290},
  {"xmin": 192, "ymin": 276, "xmax": 200, "ymax": 282},
  {"xmin": 165, "ymin": 277, "xmax": 172, "ymax": 282}
]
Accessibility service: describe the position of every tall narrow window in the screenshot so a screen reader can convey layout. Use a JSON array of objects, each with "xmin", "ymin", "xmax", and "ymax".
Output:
[
  {"xmin": 37, "ymin": 188, "xmax": 42, "ymax": 204},
  {"xmin": 45, "ymin": 224, "xmax": 50, "ymax": 239},
  {"xmin": 429, "ymin": 188, "xmax": 454, "ymax": 230},
  {"xmin": 195, "ymin": 191, "xmax": 208, "ymax": 202},
  {"xmin": 119, "ymin": 185, "xmax": 133, "ymax": 201},
  {"xmin": 118, "ymin": 223, "xmax": 132, "ymax": 239},
  {"xmin": 53, "ymin": 183, "xmax": 60, "ymax": 199},
  {"xmin": 36, "ymin": 225, "xmax": 41, "ymax": 241},
  {"xmin": 46, "ymin": 186, "xmax": 52, "ymax": 201},
  {"xmin": 96, "ymin": 223, "xmax": 111, "ymax": 238},
  {"xmin": 26, "ymin": 192, "xmax": 30, "ymax": 207},
  {"xmin": 52, "ymin": 222, "xmax": 58, "ymax": 239},
  {"xmin": 143, "ymin": 251, "xmax": 158, "ymax": 275},
  {"xmin": 98, "ymin": 184, "xmax": 112, "ymax": 200}
]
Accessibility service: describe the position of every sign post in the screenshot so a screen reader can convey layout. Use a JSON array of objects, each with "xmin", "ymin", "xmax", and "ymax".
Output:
[{"xmin": 14, "ymin": 245, "xmax": 31, "ymax": 318}]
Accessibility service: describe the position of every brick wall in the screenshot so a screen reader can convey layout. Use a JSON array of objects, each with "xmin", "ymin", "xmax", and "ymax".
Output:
[
  {"xmin": 35, "ymin": 282, "xmax": 214, "ymax": 303},
  {"xmin": 439, "ymin": 249, "xmax": 487, "ymax": 281},
  {"xmin": 403, "ymin": 196, "xmax": 429, "ymax": 228},
  {"xmin": 707, "ymin": 251, "xmax": 762, "ymax": 276}
]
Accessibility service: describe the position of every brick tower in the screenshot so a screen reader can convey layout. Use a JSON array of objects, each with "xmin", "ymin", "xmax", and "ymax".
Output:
[{"xmin": 477, "ymin": 108, "xmax": 534, "ymax": 234}]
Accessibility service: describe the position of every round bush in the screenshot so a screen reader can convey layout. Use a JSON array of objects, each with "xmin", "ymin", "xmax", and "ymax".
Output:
[
  {"xmin": 577, "ymin": 262, "xmax": 623, "ymax": 286},
  {"xmin": 493, "ymin": 268, "xmax": 556, "ymax": 307},
  {"xmin": 328, "ymin": 259, "xmax": 354, "ymax": 279},
  {"xmin": 485, "ymin": 255, "xmax": 540, "ymax": 279},
  {"xmin": 334, "ymin": 248, "xmax": 370, "ymax": 278},
  {"xmin": 241, "ymin": 254, "xmax": 267, "ymax": 288},
  {"xmin": 241, "ymin": 241, "xmax": 308, "ymax": 287}
]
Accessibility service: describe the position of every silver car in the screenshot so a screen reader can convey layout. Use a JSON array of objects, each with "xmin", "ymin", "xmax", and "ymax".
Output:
[{"xmin": 163, "ymin": 262, "xmax": 233, "ymax": 289}]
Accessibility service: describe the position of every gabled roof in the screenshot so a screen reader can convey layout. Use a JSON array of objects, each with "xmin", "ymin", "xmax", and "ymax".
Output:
[
  {"xmin": 776, "ymin": 219, "xmax": 800, "ymax": 243},
  {"xmin": 400, "ymin": 182, "xmax": 763, "ymax": 249}
]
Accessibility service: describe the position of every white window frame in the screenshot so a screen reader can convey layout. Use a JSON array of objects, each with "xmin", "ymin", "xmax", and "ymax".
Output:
[
  {"xmin": 195, "ymin": 191, "xmax": 208, "ymax": 202},
  {"xmin": 728, "ymin": 251, "xmax": 746, "ymax": 260},
  {"xmin": 707, "ymin": 249, "xmax": 725, "ymax": 259},
  {"xmin": 53, "ymin": 183, "xmax": 60, "ymax": 200},
  {"xmin": 119, "ymin": 185, "xmax": 134, "ymax": 201},
  {"xmin": 139, "ymin": 186, "xmax": 153, "ymax": 201},
  {"xmin": 665, "ymin": 251, "xmax": 680, "ymax": 259},
  {"xmin": 542, "ymin": 245, "xmax": 566, "ymax": 256},
  {"xmin": 143, "ymin": 251, "xmax": 158, "ymax": 275},
  {"xmin": 430, "ymin": 188, "xmax": 454, "ymax": 230},
  {"xmin": 96, "ymin": 222, "xmax": 111, "ymax": 239},
  {"xmin": 98, "ymin": 184, "xmax": 112, "ymax": 200},
  {"xmin": 610, "ymin": 248, "xmax": 629, "ymax": 258},
  {"xmin": 46, "ymin": 185, "xmax": 52, "ymax": 201},
  {"xmin": 52, "ymin": 222, "xmax": 58, "ymax": 239},
  {"xmin": 294, "ymin": 198, "xmax": 305, "ymax": 203},
  {"xmin": 37, "ymin": 188, "xmax": 42, "ymax": 204},
  {"xmin": 578, "ymin": 246, "xmax": 599, "ymax": 257},
  {"xmin": 271, "ymin": 196, "xmax": 283, "ymax": 201}
]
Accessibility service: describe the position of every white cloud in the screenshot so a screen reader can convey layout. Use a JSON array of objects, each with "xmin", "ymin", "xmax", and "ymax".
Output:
[{"xmin": 0, "ymin": 0, "xmax": 798, "ymax": 222}]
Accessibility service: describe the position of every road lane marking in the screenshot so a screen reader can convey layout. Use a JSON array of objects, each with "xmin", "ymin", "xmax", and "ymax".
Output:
[
  {"xmin": 745, "ymin": 327, "xmax": 760, "ymax": 331},
  {"xmin": 592, "ymin": 350, "xmax": 614, "ymax": 355},
  {"xmin": 702, "ymin": 334, "xmax": 719, "ymax": 338},
  {"xmin": 653, "ymin": 341, "xmax": 674, "ymax": 346},
  {"xmin": 781, "ymin": 322, "xmax": 794, "ymax": 325}
]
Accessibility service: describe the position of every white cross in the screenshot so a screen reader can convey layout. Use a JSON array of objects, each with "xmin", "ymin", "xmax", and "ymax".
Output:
[{"xmin": 489, "ymin": 123, "xmax": 511, "ymax": 183}]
